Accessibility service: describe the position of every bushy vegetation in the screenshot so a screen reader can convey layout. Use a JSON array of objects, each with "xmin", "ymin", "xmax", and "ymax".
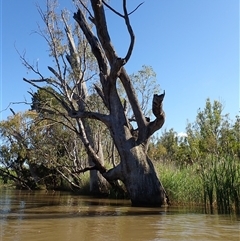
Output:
[
  {"xmin": 155, "ymin": 153, "xmax": 240, "ymax": 214},
  {"xmin": 156, "ymin": 163, "xmax": 203, "ymax": 205},
  {"xmin": 150, "ymin": 99, "xmax": 240, "ymax": 214}
]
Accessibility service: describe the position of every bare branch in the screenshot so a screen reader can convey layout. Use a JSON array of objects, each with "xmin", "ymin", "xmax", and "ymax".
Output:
[
  {"xmin": 122, "ymin": 0, "xmax": 135, "ymax": 63},
  {"xmin": 0, "ymin": 101, "xmax": 31, "ymax": 115},
  {"xmin": 73, "ymin": 8, "xmax": 108, "ymax": 74},
  {"xmin": 17, "ymin": 48, "xmax": 45, "ymax": 80},
  {"xmin": 102, "ymin": 1, "xmax": 144, "ymax": 17},
  {"xmin": 102, "ymin": 0, "xmax": 138, "ymax": 63},
  {"xmin": 36, "ymin": 2, "xmax": 64, "ymax": 79},
  {"xmin": 23, "ymin": 77, "xmax": 72, "ymax": 114},
  {"xmin": 102, "ymin": 0, "xmax": 124, "ymax": 18},
  {"xmin": 90, "ymin": 0, "xmax": 118, "ymax": 63},
  {"xmin": 76, "ymin": 118, "xmax": 107, "ymax": 174},
  {"xmin": 56, "ymin": 168, "xmax": 82, "ymax": 189},
  {"xmin": 76, "ymin": 0, "xmax": 94, "ymax": 20},
  {"xmin": 119, "ymin": 68, "xmax": 147, "ymax": 130},
  {"xmin": 73, "ymin": 165, "xmax": 98, "ymax": 173},
  {"xmin": 128, "ymin": 2, "xmax": 144, "ymax": 15},
  {"xmin": 69, "ymin": 110, "xmax": 110, "ymax": 126},
  {"xmin": 94, "ymin": 84, "xmax": 109, "ymax": 108},
  {"xmin": 0, "ymin": 169, "xmax": 31, "ymax": 190}
]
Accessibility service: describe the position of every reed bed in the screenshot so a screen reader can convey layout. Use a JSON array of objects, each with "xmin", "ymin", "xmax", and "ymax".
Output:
[
  {"xmin": 157, "ymin": 153, "xmax": 240, "ymax": 214},
  {"xmin": 199, "ymin": 154, "xmax": 240, "ymax": 214},
  {"xmin": 156, "ymin": 163, "xmax": 203, "ymax": 205}
]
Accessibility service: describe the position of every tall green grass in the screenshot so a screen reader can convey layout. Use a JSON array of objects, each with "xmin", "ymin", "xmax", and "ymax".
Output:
[
  {"xmin": 156, "ymin": 153, "xmax": 240, "ymax": 214},
  {"xmin": 68, "ymin": 157, "xmax": 240, "ymax": 214},
  {"xmin": 156, "ymin": 163, "xmax": 203, "ymax": 205},
  {"xmin": 199, "ymin": 154, "xmax": 240, "ymax": 214}
]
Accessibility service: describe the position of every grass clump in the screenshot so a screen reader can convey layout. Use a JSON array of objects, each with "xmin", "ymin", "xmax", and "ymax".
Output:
[
  {"xmin": 156, "ymin": 163, "xmax": 203, "ymax": 205},
  {"xmin": 156, "ymin": 153, "xmax": 240, "ymax": 214},
  {"xmin": 199, "ymin": 154, "xmax": 240, "ymax": 214}
]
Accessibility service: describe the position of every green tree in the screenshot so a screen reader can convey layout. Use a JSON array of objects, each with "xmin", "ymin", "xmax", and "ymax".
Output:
[
  {"xmin": 0, "ymin": 111, "xmax": 41, "ymax": 189},
  {"xmin": 157, "ymin": 128, "xmax": 178, "ymax": 162},
  {"xmin": 186, "ymin": 98, "xmax": 239, "ymax": 158},
  {"xmin": 26, "ymin": 1, "xmax": 109, "ymax": 195},
  {"xmin": 30, "ymin": 87, "xmax": 108, "ymax": 192}
]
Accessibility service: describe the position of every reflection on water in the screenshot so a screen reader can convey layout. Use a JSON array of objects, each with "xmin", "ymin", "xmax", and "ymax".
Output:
[{"xmin": 0, "ymin": 189, "xmax": 239, "ymax": 241}]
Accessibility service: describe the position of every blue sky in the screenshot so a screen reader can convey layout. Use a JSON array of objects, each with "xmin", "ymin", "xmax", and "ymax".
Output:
[{"xmin": 0, "ymin": 0, "xmax": 239, "ymax": 135}]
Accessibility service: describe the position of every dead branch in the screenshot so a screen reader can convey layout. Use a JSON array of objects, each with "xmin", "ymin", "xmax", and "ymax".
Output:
[
  {"xmin": 17, "ymin": 48, "xmax": 45, "ymax": 80},
  {"xmin": 0, "ymin": 101, "xmax": 31, "ymax": 114},
  {"xmin": 146, "ymin": 91, "xmax": 166, "ymax": 138},
  {"xmin": 102, "ymin": 0, "xmax": 124, "ymax": 18},
  {"xmin": 23, "ymin": 77, "xmax": 73, "ymax": 114},
  {"xmin": 122, "ymin": 0, "xmax": 135, "ymax": 64},
  {"xmin": 119, "ymin": 68, "xmax": 147, "ymax": 129},
  {"xmin": 77, "ymin": 0, "xmax": 94, "ymax": 20},
  {"xmin": 73, "ymin": 165, "xmax": 98, "ymax": 173},
  {"xmin": 73, "ymin": 8, "xmax": 108, "ymax": 74},
  {"xmin": 90, "ymin": 0, "xmax": 117, "ymax": 63},
  {"xmin": 102, "ymin": 1, "xmax": 144, "ymax": 17},
  {"xmin": 56, "ymin": 168, "xmax": 82, "ymax": 189}
]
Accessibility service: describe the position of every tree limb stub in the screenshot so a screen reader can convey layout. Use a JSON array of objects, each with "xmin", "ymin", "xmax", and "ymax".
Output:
[
  {"xmin": 69, "ymin": 110, "xmax": 110, "ymax": 127},
  {"xmin": 102, "ymin": 164, "xmax": 123, "ymax": 181},
  {"xmin": 73, "ymin": 165, "xmax": 98, "ymax": 173},
  {"xmin": 146, "ymin": 91, "xmax": 166, "ymax": 138},
  {"xmin": 152, "ymin": 91, "xmax": 165, "ymax": 119}
]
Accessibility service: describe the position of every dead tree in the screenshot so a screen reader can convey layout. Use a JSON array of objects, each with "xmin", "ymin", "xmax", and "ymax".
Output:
[{"xmin": 24, "ymin": 0, "xmax": 167, "ymax": 206}]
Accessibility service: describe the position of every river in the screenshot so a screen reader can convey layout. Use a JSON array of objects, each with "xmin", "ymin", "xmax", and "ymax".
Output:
[{"xmin": 0, "ymin": 189, "xmax": 239, "ymax": 241}]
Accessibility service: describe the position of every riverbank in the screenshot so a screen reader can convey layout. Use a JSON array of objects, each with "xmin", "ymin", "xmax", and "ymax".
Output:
[{"xmin": 1, "ymin": 155, "xmax": 239, "ymax": 214}]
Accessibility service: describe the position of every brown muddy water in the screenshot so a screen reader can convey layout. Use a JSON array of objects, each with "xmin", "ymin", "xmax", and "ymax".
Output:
[{"xmin": 0, "ymin": 189, "xmax": 239, "ymax": 241}]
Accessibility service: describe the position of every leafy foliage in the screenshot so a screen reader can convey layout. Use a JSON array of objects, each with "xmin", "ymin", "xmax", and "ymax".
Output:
[{"xmin": 149, "ymin": 98, "xmax": 240, "ymax": 213}]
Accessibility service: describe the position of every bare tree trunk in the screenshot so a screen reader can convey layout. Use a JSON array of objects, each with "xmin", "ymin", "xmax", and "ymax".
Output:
[
  {"xmin": 23, "ymin": 0, "xmax": 168, "ymax": 206},
  {"xmin": 71, "ymin": 0, "xmax": 167, "ymax": 206},
  {"xmin": 88, "ymin": 129, "xmax": 109, "ymax": 194},
  {"xmin": 104, "ymin": 145, "xmax": 165, "ymax": 206}
]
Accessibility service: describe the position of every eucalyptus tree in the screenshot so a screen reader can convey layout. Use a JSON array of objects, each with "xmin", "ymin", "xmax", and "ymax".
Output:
[
  {"xmin": 0, "ymin": 111, "xmax": 41, "ymax": 189},
  {"xmin": 26, "ymin": 1, "xmax": 109, "ymax": 194},
  {"xmin": 186, "ymin": 98, "xmax": 229, "ymax": 157},
  {"xmin": 22, "ymin": 0, "xmax": 167, "ymax": 206},
  {"xmin": 156, "ymin": 129, "xmax": 178, "ymax": 162},
  {"xmin": 183, "ymin": 98, "xmax": 240, "ymax": 164},
  {"xmin": 31, "ymin": 87, "xmax": 109, "ymax": 192},
  {"xmin": 218, "ymin": 113, "xmax": 240, "ymax": 157},
  {"xmin": 0, "ymin": 108, "xmax": 88, "ymax": 190}
]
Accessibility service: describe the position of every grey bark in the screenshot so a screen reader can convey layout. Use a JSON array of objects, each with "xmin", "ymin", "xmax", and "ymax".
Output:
[
  {"xmin": 23, "ymin": 0, "xmax": 168, "ymax": 206},
  {"xmin": 72, "ymin": 0, "xmax": 167, "ymax": 206}
]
